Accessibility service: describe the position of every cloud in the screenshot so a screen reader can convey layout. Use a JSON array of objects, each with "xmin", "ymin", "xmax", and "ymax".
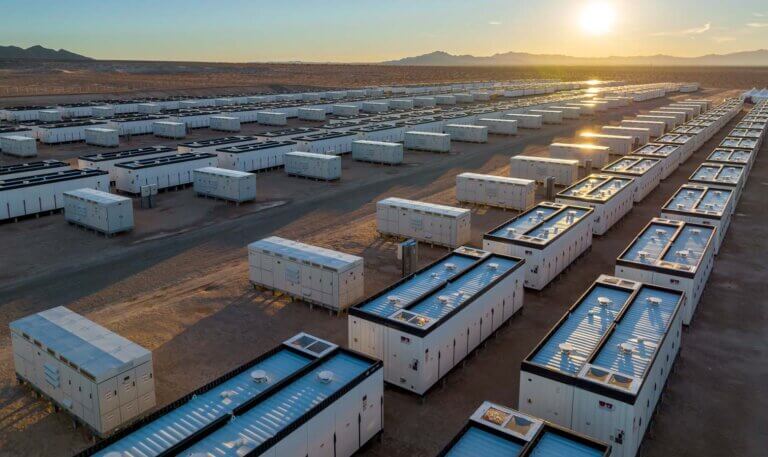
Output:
[
  {"xmin": 713, "ymin": 36, "xmax": 736, "ymax": 43},
  {"xmin": 746, "ymin": 22, "xmax": 768, "ymax": 28},
  {"xmin": 651, "ymin": 22, "xmax": 711, "ymax": 36},
  {"xmin": 754, "ymin": 13, "xmax": 765, "ymax": 17},
  {"xmin": 488, "ymin": 21, "xmax": 502, "ymax": 25}
]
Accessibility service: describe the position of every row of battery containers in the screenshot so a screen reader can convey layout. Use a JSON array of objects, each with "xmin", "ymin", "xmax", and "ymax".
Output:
[
  {"xmin": 519, "ymin": 274, "xmax": 685, "ymax": 457},
  {"xmin": 348, "ymin": 247, "xmax": 525, "ymax": 396},
  {"xmin": 455, "ymin": 172, "xmax": 535, "ymax": 211}
]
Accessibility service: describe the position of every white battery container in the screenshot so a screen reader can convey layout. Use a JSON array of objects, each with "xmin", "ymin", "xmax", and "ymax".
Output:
[
  {"xmin": 549, "ymin": 143, "xmax": 610, "ymax": 167},
  {"xmin": 509, "ymin": 155, "xmax": 578, "ymax": 185},
  {"xmin": 248, "ymin": 236, "xmax": 364, "ymax": 311},
  {"xmin": 209, "ymin": 115, "xmax": 241, "ymax": 132},
  {"xmin": 602, "ymin": 156, "xmax": 664, "ymax": 202},
  {"xmin": 483, "ymin": 202, "xmax": 594, "ymax": 290},
  {"xmin": 193, "ymin": 167, "xmax": 256, "ymax": 203},
  {"xmin": 404, "ymin": 131, "xmax": 451, "ymax": 152},
  {"xmin": 455, "ymin": 172, "xmax": 535, "ymax": 210},
  {"xmin": 352, "ymin": 140, "xmax": 403, "ymax": 164},
  {"xmin": 284, "ymin": 151, "xmax": 341, "ymax": 180},
  {"xmin": 84, "ymin": 128, "xmax": 120, "ymax": 147},
  {"xmin": 556, "ymin": 174, "xmax": 635, "ymax": 235},
  {"xmin": 63, "ymin": 188, "xmax": 134, "ymax": 235},
  {"xmin": 376, "ymin": 197, "xmax": 471, "ymax": 247},
  {"xmin": 10, "ymin": 306, "xmax": 155, "ymax": 436},
  {"xmin": 444, "ymin": 124, "xmax": 488, "ymax": 143}
]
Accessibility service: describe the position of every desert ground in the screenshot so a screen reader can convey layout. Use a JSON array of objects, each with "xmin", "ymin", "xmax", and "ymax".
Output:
[
  {"xmin": 0, "ymin": 74, "xmax": 766, "ymax": 457},
  {"xmin": 2, "ymin": 61, "xmax": 768, "ymax": 101}
]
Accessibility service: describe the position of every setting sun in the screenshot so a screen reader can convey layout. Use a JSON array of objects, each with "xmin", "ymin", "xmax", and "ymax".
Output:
[{"xmin": 579, "ymin": 2, "xmax": 617, "ymax": 35}]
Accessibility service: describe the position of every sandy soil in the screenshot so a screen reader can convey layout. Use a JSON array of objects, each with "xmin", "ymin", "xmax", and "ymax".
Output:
[{"xmin": 1, "ymin": 60, "xmax": 766, "ymax": 102}]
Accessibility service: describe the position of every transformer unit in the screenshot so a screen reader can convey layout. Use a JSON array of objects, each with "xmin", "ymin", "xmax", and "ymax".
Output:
[
  {"xmin": 113, "ymin": 153, "xmax": 218, "ymax": 194},
  {"xmin": 483, "ymin": 202, "xmax": 594, "ymax": 290},
  {"xmin": 352, "ymin": 140, "xmax": 403, "ymax": 165},
  {"xmin": 504, "ymin": 113, "xmax": 543, "ymax": 129},
  {"xmin": 601, "ymin": 126, "xmax": 650, "ymax": 147},
  {"xmin": 11, "ymin": 306, "xmax": 155, "ymax": 437},
  {"xmin": 77, "ymin": 146, "xmax": 176, "ymax": 182},
  {"xmin": 376, "ymin": 197, "xmax": 471, "ymax": 247},
  {"xmin": 0, "ymin": 160, "xmax": 70, "ymax": 181},
  {"xmin": 437, "ymin": 402, "xmax": 612, "ymax": 456},
  {"xmin": 404, "ymin": 131, "xmax": 451, "ymax": 152},
  {"xmin": 549, "ymin": 143, "xmax": 610, "ymax": 168},
  {"xmin": 455, "ymin": 172, "xmax": 535, "ymax": 210},
  {"xmin": 688, "ymin": 162, "xmax": 746, "ymax": 203},
  {"xmin": 349, "ymin": 247, "xmax": 524, "ymax": 395},
  {"xmin": 63, "ymin": 188, "xmax": 134, "ymax": 235},
  {"xmin": 284, "ymin": 151, "xmax": 342, "ymax": 180},
  {"xmin": 509, "ymin": 155, "xmax": 579, "ymax": 186},
  {"xmin": 215, "ymin": 140, "xmax": 295, "ymax": 172},
  {"xmin": 601, "ymin": 156, "xmax": 663, "ymax": 202},
  {"xmin": 629, "ymin": 143, "xmax": 680, "ymax": 179},
  {"xmin": 294, "ymin": 131, "xmax": 357, "ymax": 155},
  {"xmin": 661, "ymin": 184, "xmax": 734, "ymax": 255},
  {"xmin": 193, "ymin": 167, "xmax": 256, "ymax": 203},
  {"xmin": 520, "ymin": 275, "xmax": 683, "ymax": 457},
  {"xmin": 556, "ymin": 174, "xmax": 635, "ymax": 235},
  {"xmin": 579, "ymin": 133, "xmax": 634, "ymax": 156},
  {"xmin": 76, "ymin": 333, "xmax": 382, "ymax": 457},
  {"xmin": 615, "ymin": 218, "xmax": 716, "ymax": 325},
  {"xmin": 1, "ymin": 169, "xmax": 109, "ymax": 221},
  {"xmin": 248, "ymin": 236, "xmax": 364, "ymax": 311}
]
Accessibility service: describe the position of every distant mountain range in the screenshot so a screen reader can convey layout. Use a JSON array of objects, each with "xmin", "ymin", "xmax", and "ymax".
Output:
[
  {"xmin": 383, "ymin": 50, "xmax": 768, "ymax": 67},
  {"xmin": 0, "ymin": 45, "xmax": 91, "ymax": 61}
]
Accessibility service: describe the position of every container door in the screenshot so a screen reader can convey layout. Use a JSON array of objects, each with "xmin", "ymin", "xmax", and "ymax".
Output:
[
  {"xmin": 100, "ymin": 409, "xmax": 121, "ymax": 434},
  {"xmin": 135, "ymin": 362, "xmax": 154, "ymax": 397},
  {"xmin": 120, "ymin": 399, "xmax": 139, "ymax": 424},
  {"xmin": 335, "ymin": 391, "xmax": 360, "ymax": 457},
  {"xmin": 98, "ymin": 376, "xmax": 119, "ymax": 414},
  {"xmin": 307, "ymin": 405, "xmax": 334, "ymax": 457},
  {"xmin": 360, "ymin": 391, "xmax": 382, "ymax": 447},
  {"xmin": 117, "ymin": 368, "xmax": 137, "ymax": 406}
]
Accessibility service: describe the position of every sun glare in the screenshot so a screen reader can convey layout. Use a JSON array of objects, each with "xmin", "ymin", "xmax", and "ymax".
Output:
[{"xmin": 580, "ymin": 2, "xmax": 616, "ymax": 36}]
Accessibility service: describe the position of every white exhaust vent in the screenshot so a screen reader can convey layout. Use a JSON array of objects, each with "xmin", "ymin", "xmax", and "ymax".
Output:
[
  {"xmin": 250, "ymin": 370, "xmax": 269, "ymax": 384},
  {"xmin": 317, "ymin": 370, "xmax": 334, "ymax": 384}
]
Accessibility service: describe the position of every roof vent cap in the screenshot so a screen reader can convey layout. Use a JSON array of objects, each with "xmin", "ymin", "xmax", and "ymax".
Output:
[
  {"xmin": 488, "ymin": 262, "xmax": 499, "ymax": 270},
  {"xmin": 620, "ymin": 342, "xmax": 634, "ymax": 355},
  {"xmin": 445, "ymin": 263, "xmax": 457, "ymax": 271},
  {"xmin": 317, "ymin": 370, "xmax": 334, "ymax": 384},
  {"xmin": 597, "ymin": 296, "xmax": 613, "ymax": 307},
  {"xmin": 647, "ymin": 296, "xmax": 662, "ymax": 306},
  {"xmin": 250, "ymin": 370, "xmax": 269, "ymax": 383},
  {"xmin": 559, "ymin": 342, "xmax": 574, "ymax": 355}
]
